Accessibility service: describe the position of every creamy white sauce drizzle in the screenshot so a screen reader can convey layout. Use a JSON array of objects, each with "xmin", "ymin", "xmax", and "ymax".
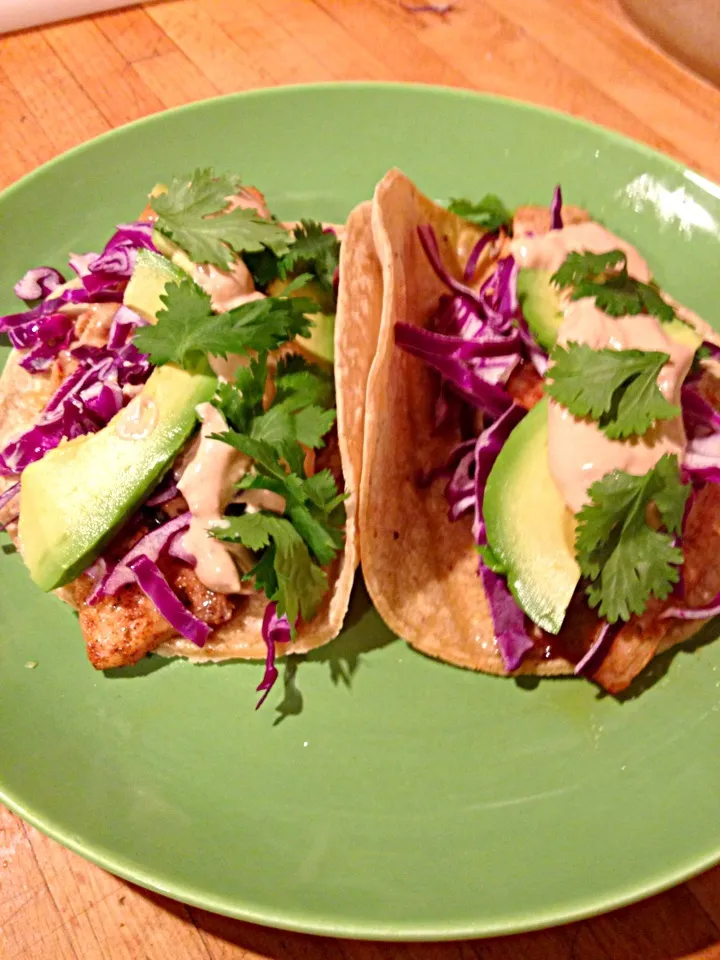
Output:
[
  {"xmin": 114, "ymin": 395, "xmax": 158, "ymax": 442},
  {"xmin": 520, "ymin": 222, "xmax": 694, "ymax": 513},
  {"xmin": 175, "ymin": 195, "xmax": 332, "ymax": 591},
  {"xmin": 548, "ymin": 305, "xmax": 693, "ymax": 513},
  {"xmin": 511, "ymin": 221, "xmax": 652, "ymax": 283},
  {"xmin": 177, "ymin": 403, "xmax": 251, "ymax": 594},
  {"xmin": 188, "ymin": 259, "xmax": 258, "ymax": 313}
]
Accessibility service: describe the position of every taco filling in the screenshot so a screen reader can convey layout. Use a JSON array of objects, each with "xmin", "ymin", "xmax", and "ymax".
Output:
[
  {"xmin": 363, "ymin": 170, "xmax": 720, "ymax": 694},
  {"xmin": 0, "ymin": 169, "xmax": 379, "ymax": 706}
]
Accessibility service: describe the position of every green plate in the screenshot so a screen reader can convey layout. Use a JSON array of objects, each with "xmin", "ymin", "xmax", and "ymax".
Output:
[{"xmin": 2, "ymin": 84, "xmax": 720, "ymax": 942}]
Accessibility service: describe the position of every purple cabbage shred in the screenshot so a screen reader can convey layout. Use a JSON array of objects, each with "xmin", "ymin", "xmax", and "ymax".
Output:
[
  {"xmin": 549, "ymin": 185, "xmax": 563, "ymax": 230},
  {"xmin": 14, "ymin": 266, "xmax": 65, "ymax": 301},
  {"xmin": 127, "ymin": 554, "xmax": 210, "ymax": 648},
  {"xmin": 257, "ymin": 602, "xmax": 293, "ymax": 709}
]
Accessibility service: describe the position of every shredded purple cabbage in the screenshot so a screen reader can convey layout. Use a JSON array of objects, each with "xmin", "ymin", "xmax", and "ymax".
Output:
[
  {"xmin": 167, "ymin": 529, "xmax": 197, "ymax": 566},
  {"xmin": 479, "ymin": 564, "xmax": 534, "ymax": 671},
  {"xmin": 397, "ymin": 225, "xmax": 554, "ymax": 673},
  {"xmin": 661, "ymin": 586, "xmax": 720, "ymax": 621},
  {"xmin": 549, "ymin": 185, "xmax": 563, "ymax": 230},
  {"xmin": 127, "ymin": 554, "xmax": 209, "ymax": 647},
  {"xmin": 471, "ymin": 405, "xmax": 525, "ymax": 543},
  {"xmin": 681, "ymin": 384, "xmax": 720, "ymax": 482},
  {"xmin": 478, "ymin": 256, "xmax": 519, "ymax": 331},
  {"xmin": 417, "ymin": 225, "xmax": 485, "ymax": 311},
  {"xmin": 82, "ymin": 223, "xmax": 156, "ymax": 297},
  {"xmin": 682, "ymin": 384, "xmax": 720, "ymax": 435},
  {"xmin": 463, "ymin": 232, "xmax": 497, "ymax": 283},
  {"xmin": 69, "ymin": 252, "xmax": 98, "ymax": 278},
  {"xmin": 89, "ymin": 512, "xmax": 191, "ymax": 602},
  {"xmin": 395, "ymin": 323, "xmax": 516, "ymax": 419},
  {"xmin": 84, "ymin": 557, "xmax": 108, "ymax": 584},
  {"xmin": 702, "ymin": 340, "xmax": 720, "ymax": 363},
  {"xmin": 441, "ymin": 404, "xmax": 531, "ymax": 670},
  {"xmin": 108, "ymin": 304, "xmax": 146, "ymax": 349},
  {"xmin": 257, "ymin": 602, "xmax": 292, "ymax": 709},
  {"xmin": 14, "ymin": 266, "xmax": 65, "ymax": 301},
  {"xmin": 16, "ymin": 313, "xmax": 75, "ymax": 373},
  {"xmin": 444, "ymin": 405, "xmax": 525, "ymax": 530},
  {"xmin": 574, "ymin": 621, "xmax": 616, "ymax": 677},
  {"xmin": 405, "ymin": 227, "xmax": 548, "ymax": 423},
  {"xmin": 146, "ymin": 474, "xmax": 179, "ymax": 507},
  {"xmin": 0, "ymin": 481, "xmax": 20, "ymax": 514},
  {"xmin": 0, "ymin": 340, "xmax": 151, "ymax": 476}
]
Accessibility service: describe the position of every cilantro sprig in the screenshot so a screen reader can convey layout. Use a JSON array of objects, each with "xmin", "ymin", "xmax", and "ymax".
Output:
[
  {"xmin": 546, "ymin": 342, "xmax": 680, "ymax": 439},
  {"xmin": 245, "ymin": 220, "xmax": 340, "ymax": 297},
  {"xmin": 447, "ymin": 194, "xmax": 512, "ymax": 231},
  {"xmin": 277, "ymin": 220, "xmax": 340, "ymax": 293},
  {"xmin": 551, "ymin": 249, "xmax": 677, "ymax": 323},
  {"xmin": 210, "ymin": 352, "xmax": 344, "ymax": 627},
  {"xmin": 151, "ymin": 169, "xmax": 290, "ymax": 269},
  {"xmin": 575, "ymin": 455, "xmax": 689, "ymax": 622},
  {"xmin": 133, "ymin": 274, "xmax": 319, "ymax": 368}
]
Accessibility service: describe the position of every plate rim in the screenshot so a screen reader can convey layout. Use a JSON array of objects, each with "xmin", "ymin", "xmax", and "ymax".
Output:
[{"xmin": 2, "ymin": 81, "xmax": 720, "ymax": 941}]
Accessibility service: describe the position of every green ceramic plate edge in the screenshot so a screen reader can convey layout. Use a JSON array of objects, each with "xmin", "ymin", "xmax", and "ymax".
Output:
[{"xmin": 2, "ymin": 83, "xmax": 720, "ymax": 941}]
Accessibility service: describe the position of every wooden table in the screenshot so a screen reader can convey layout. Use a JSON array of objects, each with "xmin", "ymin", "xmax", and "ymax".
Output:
[{"xmin": 2, "ymin": 1, "xmax": 720, "ymax": 957}]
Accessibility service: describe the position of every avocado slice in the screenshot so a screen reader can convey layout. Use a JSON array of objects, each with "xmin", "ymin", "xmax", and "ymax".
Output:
[
  {"xmin": 19, "ymin": 363, "xmax": 217, "ymax": 591},
  {"xmin": 484, "ymin": 398, "xmax": 580, "ymax": 633},
  {"xmin": 123, "ymin": 249, "xmax": 185, "ymax": 322},
  {"xmin": 517, "ymin": 268, "xmax": 702, "ymax": 353},
  {"xmin": 268, "ymin": 276, "xmax": 335, "ymax": 365},
  {"xmin": 517, "ymin": 269, "xmax": 563, "ymax": 351}
]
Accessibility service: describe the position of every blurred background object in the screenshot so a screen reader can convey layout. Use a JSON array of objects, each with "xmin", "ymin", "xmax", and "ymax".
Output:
[
  {"xmin": 0, "ymin": 0, "xmax": 141, "ymax": 34},
  {"xmin": 621, "ymin": 0, "xmax": 720, "ymax": 87}
]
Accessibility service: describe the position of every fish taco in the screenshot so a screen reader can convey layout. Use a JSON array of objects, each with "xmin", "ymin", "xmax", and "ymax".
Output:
[
  {"xmin": 0, "ymin": 170, "xmax": 382, "ymax": 704},
  {"xmin": 361, "ymin": 168, "xmax": 720, "ymax": 693}
]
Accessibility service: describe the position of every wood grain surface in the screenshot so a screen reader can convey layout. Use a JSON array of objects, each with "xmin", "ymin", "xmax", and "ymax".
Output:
[{"xmin": 2, "ymin": 1, "xmax": 720, "ymax": 957}]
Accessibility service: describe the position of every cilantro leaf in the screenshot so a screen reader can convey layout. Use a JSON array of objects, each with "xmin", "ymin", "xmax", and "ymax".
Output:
[
  {"xmin": 302, "ymin": 468, "xmax": 346, "ymax": 513},
  {"xmin": 217, "ymin": 512, "xmax": 327, "ymax": 625},
  {"xmin": 243, "ymin": 248, "xmax": 282, "ymax": 289},
  {"xmin": 132, "ymin": 278, "xmax": 212, "ymax": 366},
  {"xmin": 279, "ymin": 220, "xmax": 340, "ymax": 293},
  {"xmin": 250, "ymin": 406, "xmax": 295, "ymax": 446},
  {"xmin": 286, "ymin": 502, "xmax": 343, "ymax": 565},
  {"xmin": 273, "ymin": 354, "xmax": 334, "ymax": 409},
  {"xmin": 551, "ymin": 249, "xmax": 627, "ymax": 288},
  {"xmin": 292, "ymin": 406, "xmax": 337, "ymax": 448},
  {"xmin": 213, "ymin": 354, "xmax": 267, "ymax": 433},
  {"xmin": 152, "ymin": 168, "xmax": 290, "ymax": 268},
  {"xmin": 546, "ymin": 343, "xmax": 680, "ymax": 439},
  {"xmin": 218, "ymin": 433, "xmax": 289, "ymax": 482},
  {"xmin": 574, "ymin": 454, "xmax": 690, "ymax": 622},
  {"xmin": 648, "ymin": 453, "xmax": 689, "ymax": 534},
  {"xmin": 132, "ymin": 275, "xmax": 317, "ymax": 368},
  {"xmin": 447, "ymin": 194, "xmax": 512, "ymax": 231},
  {"xmin": 551, "ymin": 248, "xmax": 678, "ymax": 324},
  {"xmin": 208, "ymin": 342, "xmax": 343, "ymax": 624}
]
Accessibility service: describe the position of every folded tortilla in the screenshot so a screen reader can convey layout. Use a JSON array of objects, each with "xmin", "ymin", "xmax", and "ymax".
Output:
[
  {"xmin": 360, "ymin": 168, "xmax": 717, "ymax": 681},
  {"xmin": 0, "ymin": 200, "xmax": 384, "ymax": 667}
]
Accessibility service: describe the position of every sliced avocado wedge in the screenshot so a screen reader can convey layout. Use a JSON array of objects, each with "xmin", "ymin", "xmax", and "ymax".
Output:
[
  {"xmin": 123, "ymin": 249, "xmax": 185, "ymax": 322},
  {"xmin": 484, "ymin": 398, "xmax": 580, "ymax": 633},
  {"xmin": 517, "ymin": 268, "xmax": 563, "ymax": 351},
  {"xmin": 19, "ymin": 363, "xmax": 217, "ymax": 591},
  {"xmin": 268, "ymin": 276, "xmax": 335, "ymax": 365},
  {"xmin": 517, "ymin": 268, "xmax": 703, "ymax": 353}
]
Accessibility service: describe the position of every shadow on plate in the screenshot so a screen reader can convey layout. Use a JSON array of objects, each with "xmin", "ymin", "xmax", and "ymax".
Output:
[
  {"xmin": 598, "ymin": 616, "xmax": 720, "ymax": 703},
  {"xmin": 103, "ymin": 576, "xmax": 399, "ymax": 708},
  {"xmin": 104, "ymin": 654, "xmax": 171, "ymax": 680},
  {"xmin": 274, "ymin": 578, "xmax": 400, "ymax": 724},
  {"xmin": 411, "ymin": 614, "xmax": 720, "ymax": 704}
]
